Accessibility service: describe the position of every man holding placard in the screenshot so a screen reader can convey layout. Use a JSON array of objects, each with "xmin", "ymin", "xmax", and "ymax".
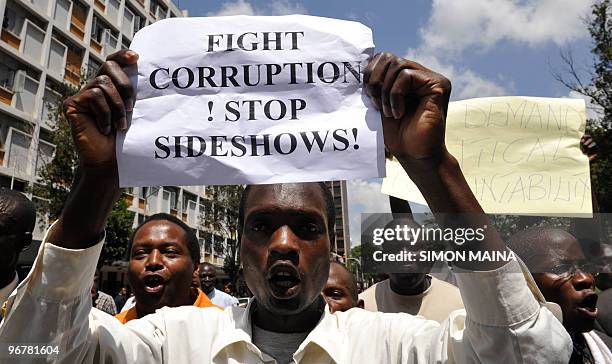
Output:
[{"xmin": 0, "ymin": 16, "xmax": 571, "ymax": 363}]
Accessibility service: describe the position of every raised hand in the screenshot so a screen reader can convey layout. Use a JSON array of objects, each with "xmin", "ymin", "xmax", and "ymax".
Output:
[
  {"xmin": 364, "ymin": 52, "xmax": 451, "ymax": 162},
  {"xmin": 49, "ymin": 50, "xmax": 138, "ymax": 249},
  {"xmin": 580, "ymin": 134, "xmax": 597, "ymax": 162},
  {"xmin": 63, "ymin": 50, "xmax": 138, "ymax": 169}
]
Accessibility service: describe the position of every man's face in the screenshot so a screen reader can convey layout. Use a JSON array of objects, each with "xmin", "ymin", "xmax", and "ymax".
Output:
[
  {"xmin": 528, "ymin": 232, "xmax": 598, "ymax": 333},
  {"xmin": 128, "ymin": 220, "xmax": 196, "ymax": 312},
  {"xmin": 322, "ymin": 263, "xmax": 362, "ymax": 313},
  {"xmin": 240, "ymin": 183, "xmax": 331, "ymax": 315},
  {"xmin": 199, "ymin": 264, "xmax": 216, "ymax": 294},
  {"xmin": 120, "ymin": 287, "xmax": 127, "ymax": 296}
]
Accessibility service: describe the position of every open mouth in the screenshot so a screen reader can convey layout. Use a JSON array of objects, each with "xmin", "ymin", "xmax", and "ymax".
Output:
[
  {"xmin": 576, "ymin": 293, "xmax": 598, "ymax": 318},
  {"xmin": 267, "ymin": 263, "xmax": 302, "ymax": 299},
  {"xmin": 143, "ymin": 274, "xmax": 166, "ymax": 294}
]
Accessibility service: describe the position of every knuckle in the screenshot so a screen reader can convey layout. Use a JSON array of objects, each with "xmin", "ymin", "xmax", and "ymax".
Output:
[
  {"xmin": 95, "ymin": 74, "xmax": 111, "ymax": 85},
  {"xmin": 89, "ymin": 87, "xmax": 103, "ymax": 98},
  {"xmin": 62, "ymin": 98, "xmax": 72, "ymax": 114},
  {"xmin": 117, "ymin": 82, "xmax": 132, "ymax": 95},
  {"xmin": 113, "ymin": 99, "xmax": 125, "ymax": 112},
  {"xmin": 389, "ymin": 88, "xmax": 402, "ymax": 98},
  {"xmin": 434, "ymin": 73, "xmax": 452, "ymax": 92}
]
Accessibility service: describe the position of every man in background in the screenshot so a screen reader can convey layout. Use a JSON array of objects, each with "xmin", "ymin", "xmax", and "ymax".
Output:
[
  {"xmin": 92, "ymin": 270, "xmax": 117, "ymax": 315},
  {"xmin": 0, "ymin": 189, "xmax": 36, "ymax": 307},
  {"xmin": 322, "ymin": 261, "xmax": 363, "ymax": 313},
  {"xmin": 199, "ymin": 262, "xmax": 238, "ymax": 308},
  {"xmin": 114, "ymin": 286, "xmax": 129, "ymax": 311},
  {"xmin": 115, "ymin": 213, "xmax": 219, "ymax": 323},
  {"xmin": 360, "ymin": 195, "xmax": 464, "ymax": 322}
]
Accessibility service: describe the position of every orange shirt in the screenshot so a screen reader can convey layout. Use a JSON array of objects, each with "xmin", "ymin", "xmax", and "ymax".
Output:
[{"xmin": 115, "ymin": 288, "xmax": 220, "ymax": 324}]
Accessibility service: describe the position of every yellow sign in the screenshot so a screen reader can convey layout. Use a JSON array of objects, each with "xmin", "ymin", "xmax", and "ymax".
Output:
[{"xmin": 382, "ymin": 96, "xmax": 591, "ymax": 216}]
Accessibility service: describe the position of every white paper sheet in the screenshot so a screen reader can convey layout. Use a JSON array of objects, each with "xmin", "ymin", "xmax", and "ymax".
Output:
[{"xmin": 117, "ymin": 15, "xmax": 384, "ymax": 187}]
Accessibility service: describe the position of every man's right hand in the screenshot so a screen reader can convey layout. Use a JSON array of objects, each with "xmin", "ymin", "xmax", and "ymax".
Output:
[
  {"xmin": 63, "ymin": 50, "xmax": 138, "ymax": 170},
  {"xmin": 48, "ymin": 50, "xmax": 138, "ymax": 249}
]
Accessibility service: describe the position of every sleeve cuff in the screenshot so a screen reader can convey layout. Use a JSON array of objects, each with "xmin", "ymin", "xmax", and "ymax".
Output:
[
  {"xmin": 25, "ymin": 225, "xmax": 105, "ymax": 301},
  {"xmin": 454, "ymin": 260, "xmax": 540, "ymax": 327}
]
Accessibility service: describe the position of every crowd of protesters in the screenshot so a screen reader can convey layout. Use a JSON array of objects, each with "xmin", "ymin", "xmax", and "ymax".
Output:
[{"xmin": 0, "ymin": 49, "xmax": 610, "ymax": 363}]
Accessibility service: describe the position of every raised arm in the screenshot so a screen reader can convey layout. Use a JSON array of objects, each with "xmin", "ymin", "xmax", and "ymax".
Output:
[
  {"xmin": 0, "ymin": 51, "xmax": 166, "ymax": 363},
  {"xmin": 48, "ymin": 50, "xmax": 137, "ymax": 249},
  {"xmin": 364, "ymin": 52, "xmax": 505, "ymax": 270},
  {"xmin": 365, "ymin": 52, "xmax": 572, "ymax": 362}
]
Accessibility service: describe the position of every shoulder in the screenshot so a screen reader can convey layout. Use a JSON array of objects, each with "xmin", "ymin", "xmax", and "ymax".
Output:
[
  {"xmin": 216, "ymin": 289, "xmax": 238, "ymax": 302},
  {"xmin": 359, "ymin": 280, "xmax": 386, "ymax": 300},
  {"xmin": 430, "ymin": 277, "xmax": 462, "ymax": 296},
  {"xmin": 98, "ymin": 291, "xmax": 114, "ymax": 300}
]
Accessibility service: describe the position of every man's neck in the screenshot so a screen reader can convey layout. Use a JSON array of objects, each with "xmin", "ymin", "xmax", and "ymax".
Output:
[
  {"xmin": 389, "ymin": 275, "xmax": 431, "ymax": 296},
  {"xmin": 252, "ymin": 296, "xmax": 325, "ymax": 333}
]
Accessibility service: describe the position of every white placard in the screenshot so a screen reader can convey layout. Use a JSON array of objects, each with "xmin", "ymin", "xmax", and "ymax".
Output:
[{"xmin": 117, "ymin": 15, "xmax": 384, "ymax": 187}]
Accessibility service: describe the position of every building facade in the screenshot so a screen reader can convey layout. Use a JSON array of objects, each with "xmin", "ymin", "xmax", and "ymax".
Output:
[
  {"xmin": 325, "ymin": 180, "xmax": 351, "ymax": 260},
  {"xmin": 0, "ymin": 0, "xmax": 185, "ymax": 239}
]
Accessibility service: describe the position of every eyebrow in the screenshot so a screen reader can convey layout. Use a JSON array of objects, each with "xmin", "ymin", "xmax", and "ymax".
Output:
[
  {"xmin": 245, "ymin": 206, "xmax": 326, "ymax": 222},
  {"xmin": 131, "ymin": 241, "xmax": 184, "ymax": 250}
]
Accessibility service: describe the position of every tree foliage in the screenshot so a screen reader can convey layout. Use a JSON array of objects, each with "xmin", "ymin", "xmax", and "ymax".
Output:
[
  {"xmin": 200, "ymin": 185, "xmax": 245, "ymax": 287},
  {"xmin": 31, "ymin": 81, "xmax": 134, "ymax": 261},
  {"xmin": 555, "ymin": 0, "xmax": 612, "ymax": 211}
]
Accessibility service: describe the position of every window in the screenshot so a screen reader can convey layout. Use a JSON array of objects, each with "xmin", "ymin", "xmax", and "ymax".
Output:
[
  {"xmin": 7, "ymin": 129, "xmax": 31, "ymax": 172},
  {"xmin": 35, "ymin": 140, "xmax": 55, "ymax": 178},
  {"xmin": 0, "ymin": 64, "xmax": 16, "ymax": 90},
  {"xmin": 2, "ymin": 8, "xmax": 20, "ymax": 34}
]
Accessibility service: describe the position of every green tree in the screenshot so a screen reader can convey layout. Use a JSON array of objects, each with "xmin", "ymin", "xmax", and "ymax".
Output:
[
  {"xmin": 31, "ymin": 81, "xmax": 134, "ymax": 262},
  {"xmin": 200, "ymin": 185, "xmax": 245, "ymax": 288},
  {"xmin": 555, "ymin": 0, "xmax": 612, "ymax": 211}
]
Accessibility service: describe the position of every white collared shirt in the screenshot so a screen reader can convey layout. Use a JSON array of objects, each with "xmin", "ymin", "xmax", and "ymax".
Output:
[
  {"xmin": 207, "ymin": 288, "xmax": 239, "ymax": 308},
  {"xmin": 0, "ymin": 235, "xmax": 572, "ymax": 363}
]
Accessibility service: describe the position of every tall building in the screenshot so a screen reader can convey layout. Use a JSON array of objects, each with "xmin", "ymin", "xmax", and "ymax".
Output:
[
  {"xmin": 0, "ymin": 0, "xmax": 226, "ymax": 290},
  {"xmin": 325, "ymin": 180, "xmax": 351, "ymax": 260},
  {"xmin": 0, "ymin": 0, "xmax": 186, "ymax": 240}
]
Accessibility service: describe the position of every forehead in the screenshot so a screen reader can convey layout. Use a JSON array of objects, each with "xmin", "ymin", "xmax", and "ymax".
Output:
[
  {"xmin": 327, "ymin": 264, "xmax": 352, "ymax": 286},
  {"xmin": 133, "ymin": 220, "xmax": 187, "ymax": 247},
  {"xmin": 525, "ymin": 230, "xmax": 585, "ymax": 267},
  {"xmin": 244, "ymin": 183, "xmax": 327, "ymax": 218},
  {"xmin": 200, "ymin": 264, "xmax": 215, "ymax": 272}
]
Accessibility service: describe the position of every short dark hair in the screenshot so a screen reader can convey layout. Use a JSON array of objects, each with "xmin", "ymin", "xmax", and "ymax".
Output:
[
  {"xmin": 129, "ymin": 213, "xmax": 200, "ymax": 265},
  {"xmin": 0, "ymin": 188, "xmax": 36, "ymax": 249},
  {"xmin": 507, "ymin": 227, "xmax": 577, "ymax": 270},
  {"xmin": 238, "ymin": 182, "xmax": 336, "ymax": 243}
]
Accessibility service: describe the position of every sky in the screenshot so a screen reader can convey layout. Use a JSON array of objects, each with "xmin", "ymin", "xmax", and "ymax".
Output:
[{"xmin": 176, "ymin": 0, "xmax": 598, "ymax": 247}]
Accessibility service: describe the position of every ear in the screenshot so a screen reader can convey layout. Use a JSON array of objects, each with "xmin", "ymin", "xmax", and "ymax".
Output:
[{"xmin": 357, "ymin": 299, "xmax": 364, "ymax": 309}]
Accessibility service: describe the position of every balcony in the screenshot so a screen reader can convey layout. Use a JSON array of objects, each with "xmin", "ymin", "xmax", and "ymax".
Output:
[
  {"xmin": 94, "ymin": 0, "xmax": 105, "ymax": 12},
  {"xmin": 0, "ymin": 70, "xmax": 40, "ymax": 115},
  {"xmin": 90, "ymin": 38, "xmax": 102, "ymax": 53},
  {"xmin": 69, "ymin": 1, "xmax": 87, "ymax": 40},
  {"xmin": 64, "ymin": 48, "xmax": 82, "ymax": 85},
  {"xmin": 0, "ymin": 84, "xmax": 14, "ymax": 106},
  {"xmin": 1, "ymin": 29, "xmax": 21, "ymax": 50}
]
